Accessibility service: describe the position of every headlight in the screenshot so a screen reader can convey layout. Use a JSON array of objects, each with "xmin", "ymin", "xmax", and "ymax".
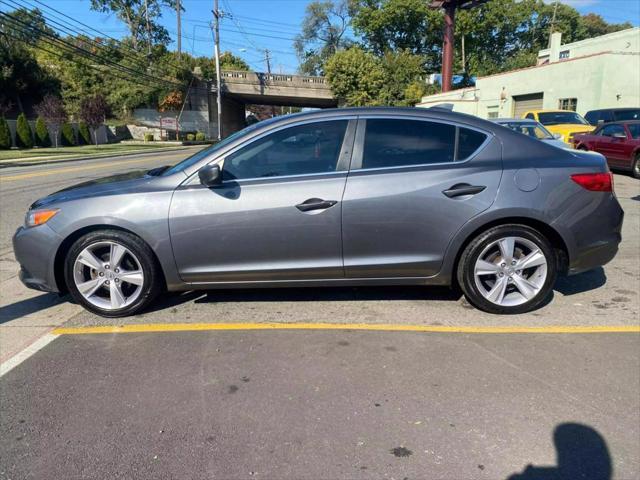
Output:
[{"xmin": 25, "ymin": 209, "xmax": 59, "ymax": 228}]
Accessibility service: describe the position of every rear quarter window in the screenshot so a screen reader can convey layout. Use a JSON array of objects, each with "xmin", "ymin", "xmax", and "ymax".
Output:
[{"xmin": 457, "ymin": 128, "xmax": 487, "ymax": 160}]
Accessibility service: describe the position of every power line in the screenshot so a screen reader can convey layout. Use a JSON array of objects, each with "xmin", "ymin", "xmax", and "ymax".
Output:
[{"xmin": 0, "ymin": 10, "xmax": 209, "ymax": 93}]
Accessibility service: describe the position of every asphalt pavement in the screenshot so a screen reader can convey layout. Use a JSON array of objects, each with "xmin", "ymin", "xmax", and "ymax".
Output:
[
  {"xmin": 0, "ymin": 148, "xmax": 638, "ymax": 479},
  {"xmin": 1, "ymin": 329, "xmax": 638, "ymax": 479}
]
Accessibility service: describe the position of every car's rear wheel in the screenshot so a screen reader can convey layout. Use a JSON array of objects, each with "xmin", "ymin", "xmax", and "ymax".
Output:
[
  {"xmin": 457, "ymin": 225, "xmax": 557, "ymax": 314},
  {"xmin": 64, "ymin": 230, "xmax": 162, "ymax": 317}
]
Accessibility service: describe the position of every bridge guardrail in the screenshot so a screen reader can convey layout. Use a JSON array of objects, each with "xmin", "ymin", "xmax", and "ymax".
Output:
[{"xmin": 221, "ymin": 70, "xmax": 329, "ymax": 88}]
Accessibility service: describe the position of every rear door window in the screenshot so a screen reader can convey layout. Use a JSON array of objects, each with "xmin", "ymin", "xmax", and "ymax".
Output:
[{"xmin": 361, "ymin": 119, "xmax": 487, "ymax": 169}]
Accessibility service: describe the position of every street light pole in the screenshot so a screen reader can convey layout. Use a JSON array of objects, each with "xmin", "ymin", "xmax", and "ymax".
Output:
[{"xmin": 213, "ymin": 0, "xmax": 222, "ymax": 140}]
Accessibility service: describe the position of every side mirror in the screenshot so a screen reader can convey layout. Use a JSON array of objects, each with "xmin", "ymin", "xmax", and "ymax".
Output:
[
  {"xmin": 553, "ymin": 133, "xmax": 562, "ymax": 140},
  {"xmin": 198, "ymin": 164, "xmax": 222, "ymax": 187},
  {"xmin": 612, "ymin": 132, "xmax": 627, "ymax": 139}
]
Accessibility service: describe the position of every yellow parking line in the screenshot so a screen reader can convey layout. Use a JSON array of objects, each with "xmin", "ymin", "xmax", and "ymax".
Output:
[
  {"xmin": 53, "ymin": 323, "xmax": 640, "ymax": 335},
  {"xmin": 0, "ymin": 154, "xmax": 177, "ymax": 182}
]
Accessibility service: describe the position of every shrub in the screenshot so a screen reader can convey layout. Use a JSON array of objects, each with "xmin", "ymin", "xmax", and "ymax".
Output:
[
  {"xmin": 60, "ymin": 122, "xmax": 75, "ymax": 146},
  {"xmin": 78, "ymin": 121, "xmax": 91, "ymax": 145},
  {"xmin": 195, "ymin": 132, "xmax": 205, "ymax": 141},
  {"xmin": 186, "ymin": 133, "xmax": 195, "ymax": 141},
  {"xmin": 15, "ymin": 113, "xmax": 33, "ymax": 148},
  {"xmin": 34, "ymin": 116, "xmax": 50, "ymax": 147},
  {"xmin": 0, "ymin": 117, "xmax": 11, "ymax": 149},
  {"xmin": 144, "ymin": 133, "xmax": 154, "ymax": 142}
]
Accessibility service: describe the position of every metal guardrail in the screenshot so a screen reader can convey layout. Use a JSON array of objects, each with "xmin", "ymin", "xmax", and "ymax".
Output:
[{"xmin": 220, "ymin": 70, "xmax": 329, "ymax": 88}]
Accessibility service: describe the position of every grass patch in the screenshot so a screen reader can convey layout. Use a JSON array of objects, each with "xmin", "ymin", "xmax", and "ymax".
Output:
[{"xmin": 0, "ymin": 143, "xmax": 181, "ymax": 161}]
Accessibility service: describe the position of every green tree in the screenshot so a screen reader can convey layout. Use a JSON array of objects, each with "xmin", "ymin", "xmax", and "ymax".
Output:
[
  {"xmin": 294, "ymin": 0, "xmax": 352, "ymax": 75},
  {"xmin": 15, "ymin": 113, "xmax": 33, "ymax": 148},
  {"xmin": 350, "ymin": 0, "xmax": 443, "ymax": 68},
  {"xmin": 78, "ymin": 121, "xmax": 91, "ymax": 145},
  {"xmin": 89, "ymin": 0, "xmax": 180, "ymax": 49},
  {"xmin": 378, "ymin": 50, "xmax": 426, "ymax": 105},
  {"xmin": 0, "ymin": 8, "xmax": 60, "ymax": 112},
  {"xmin": 579, "ymin": 13, "xmax": 632, "ymax": 39},
  {"xmin": 0, "ymin": 117, "xmax": 11, "ymax": 149},
  {"xmin": 325, "ymin": 46, "xmax": 385, "ymax": 106},
  {"xmin": 60, "ymin": 122, "xmax": 75, "ymax": 146},
  {"xmin": 34, "ymin": 116, "xmax": 50, "ymax": 147}
]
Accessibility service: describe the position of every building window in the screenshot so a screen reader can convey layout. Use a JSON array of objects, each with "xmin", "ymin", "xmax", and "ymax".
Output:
[
  {"xmin": 487, "ymin": 106, "xmax": 499, "ymax": 119},
  {"xmin": 559, "ymin": 50, "xmax": 570, "ymax": 59},
  {"xmin": 558, "ymin": 98, "xmax": 578, "ymax": 111}
]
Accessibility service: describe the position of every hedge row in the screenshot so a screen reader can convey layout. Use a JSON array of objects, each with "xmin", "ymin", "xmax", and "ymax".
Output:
[{"xmin": 0, "ymin": 116, "xmax": 94, "ymax": 149}]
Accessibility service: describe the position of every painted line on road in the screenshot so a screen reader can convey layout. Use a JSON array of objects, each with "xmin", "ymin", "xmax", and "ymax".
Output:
[
  {"xmin": 53, "ymin": 323, "xmax": 640, "ymax": 335},
  {"xmin": 0, "ymin": 154, "xmax": 178, "ymax": 182},
  {"xmin": 0, "ymin": 333, "xmax": 59, "ymax": 378}
]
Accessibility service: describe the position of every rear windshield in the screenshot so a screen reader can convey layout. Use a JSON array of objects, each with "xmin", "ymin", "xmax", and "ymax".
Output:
[{"xmin": 538, "ymin": 112, "xmax": 589, "ymax": 126}]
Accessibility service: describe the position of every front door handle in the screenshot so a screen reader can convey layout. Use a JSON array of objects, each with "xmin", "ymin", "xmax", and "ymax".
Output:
[
  {"xmin": 295, "ymin": 198, "xmax": 338, "ymax": 212},
  {"xmin": 442, "ymin": 183, "xmax": 486, "ymax": 198}
]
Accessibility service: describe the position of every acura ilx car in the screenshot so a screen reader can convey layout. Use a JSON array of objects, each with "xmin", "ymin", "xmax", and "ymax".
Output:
[{"xmin": 13, "ymin": 108, "xmax": 623, "ymax": 317}]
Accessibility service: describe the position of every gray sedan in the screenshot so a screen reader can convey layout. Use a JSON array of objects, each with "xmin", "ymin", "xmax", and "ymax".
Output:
[{"xmin": 13, "ymin": 107, "xmax": 623, "ymax": 317}]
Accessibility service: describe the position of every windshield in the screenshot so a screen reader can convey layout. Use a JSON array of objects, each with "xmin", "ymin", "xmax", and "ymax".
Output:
[
  {"xmin": 615, "ymin": 110, "xmax": 640, "ymax": 121},
  {"xmin": 162, "ymin": 122, "xmax": 265, "ymax": 176},
  {"xmin": 537, "ymin": 111, "xmax": 589, "ymax": 126},
  {"xmin": 628, "ymin": 124, "xmax": 640, "ymax": 139},
  {"xmin": 500, "ymin": 122, "xmax": 554, "ymax": 140}
]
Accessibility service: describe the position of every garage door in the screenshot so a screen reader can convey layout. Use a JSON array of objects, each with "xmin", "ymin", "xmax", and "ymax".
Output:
[{"xmin": 512, "ymin": 93, "xmax": 544, "ymax": 118}]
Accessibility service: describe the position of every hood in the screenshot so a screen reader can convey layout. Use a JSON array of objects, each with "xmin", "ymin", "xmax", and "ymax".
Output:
[
  {"xmin": 545, "ymin": 124, "xmax": 594, "ymax": 135},
  {"xmin": 30, "ymin": 169, "xmax": 156, "ymax": 209}
]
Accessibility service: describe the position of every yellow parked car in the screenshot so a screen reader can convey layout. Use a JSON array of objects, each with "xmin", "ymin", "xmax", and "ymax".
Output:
[{"xmin": 521, "ymin": 110, "xmax": 595, "ymax": 145}]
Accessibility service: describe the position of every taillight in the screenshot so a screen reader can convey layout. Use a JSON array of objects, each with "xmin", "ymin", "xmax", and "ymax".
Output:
[{"xmin": 571, "ymin": 172, "xmax": 613, "ymax": 192}]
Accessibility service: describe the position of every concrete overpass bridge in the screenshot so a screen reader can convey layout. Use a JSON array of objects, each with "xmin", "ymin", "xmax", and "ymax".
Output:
[
  {"xmin": 218, "ymin": 70, "xmax": 337, "ymax": 135},
  {"xmin": 221, "ymin": 70, "xmax": 337, "ymax": 108},
  {"xmin": 133, "ymin": 70, "xmax": 337, "ymax": 138}
]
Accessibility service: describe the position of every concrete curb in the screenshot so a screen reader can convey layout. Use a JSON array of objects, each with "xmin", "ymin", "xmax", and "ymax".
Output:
[{"xmin": 0, "ymin": 146, "xmax": 199, "ymax": 169}]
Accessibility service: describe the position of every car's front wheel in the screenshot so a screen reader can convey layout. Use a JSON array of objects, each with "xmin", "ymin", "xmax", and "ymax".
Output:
[
  {"xmin": 457, "ymin": 225, "xmax": 557, "ymax": 314},
  {"xmin": 64, "ymin": 229, "xmax": 162, "ymax": 317}
]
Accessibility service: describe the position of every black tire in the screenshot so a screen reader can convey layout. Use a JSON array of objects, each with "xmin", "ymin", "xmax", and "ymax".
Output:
[
  {"xmin": 456, "ymin": 224, "xmax": 557, "ymax": 315},
  {"xmin": 632, "ymin": 154, "xmax": 640, "ymax": 179},
  {"xmin": 64, "ymin": 229, "xmax": 163, "ymax": 317}
]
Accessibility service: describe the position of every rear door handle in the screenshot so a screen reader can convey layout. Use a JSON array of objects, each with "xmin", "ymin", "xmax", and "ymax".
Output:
[
  {"xmin": 295, "ymin": 198, "xmax": 338, "ymax": 212},
  {"xmin": 442, "ymin": 183, "xmax": 486, "ymax": 198}
]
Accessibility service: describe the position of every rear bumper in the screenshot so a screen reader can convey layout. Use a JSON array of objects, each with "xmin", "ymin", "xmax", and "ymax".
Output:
[
  {"xmin": 566, "ymin": 194, "xmax": 624, "ymax": 275},
  {"xmin": 13, "ymin": 224, "xmax": 63, "ymax": 293}
]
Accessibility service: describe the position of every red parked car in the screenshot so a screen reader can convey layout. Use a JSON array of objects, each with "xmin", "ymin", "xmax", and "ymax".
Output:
[{"xmin": 573, "ymin": 120, "xmax": 640, "ymax": 178}]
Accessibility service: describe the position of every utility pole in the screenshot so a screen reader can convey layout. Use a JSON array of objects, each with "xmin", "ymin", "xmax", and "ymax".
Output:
[
  {"xmin": 213, "ymin": 0, "xmax": 222, "ymax": 140},
  {"xmin": 549, "ymin": 0, "xmax": 559, "ymax": 46},
  {"xmin": 265, "ymin": 49, "xmax": 276, "ymax": 117},
  {"xmin": 144, "ymin": 0, "xmax": 152, "ymax": 57},
  {"xmin": 176, "ymin": 0, "xmax": 181, "ymax": 58}
]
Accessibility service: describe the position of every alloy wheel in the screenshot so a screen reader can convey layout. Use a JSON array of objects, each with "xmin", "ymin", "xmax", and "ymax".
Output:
[
  {"xmin": 72, "ymin": 241, "xmax": 144, "ymax": 310},
  {"xmin": 473, "ymin": 236, "xmax": 548, "ymax": 307}
]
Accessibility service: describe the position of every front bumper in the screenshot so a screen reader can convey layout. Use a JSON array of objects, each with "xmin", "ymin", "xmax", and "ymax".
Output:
[{"xmin": 13, "ymin": 224, "xmax": 63, "ymax": 293}]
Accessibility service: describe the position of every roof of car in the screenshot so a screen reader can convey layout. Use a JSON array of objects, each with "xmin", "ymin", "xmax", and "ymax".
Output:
[
  {"xmin": 597, "ymin": 120, "xmax": 640, "ymax": 126},
  {"xmin": 257, "ymin": 106, "xmax": 499, "ymax": 131},
  {"xmin": 587, "ymin": 107, "xmax": 640, "ymax": 113}
]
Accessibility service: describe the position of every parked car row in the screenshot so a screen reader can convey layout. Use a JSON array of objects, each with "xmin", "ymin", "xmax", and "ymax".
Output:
[{"xmin": 492, "ymin": 107, "xmax": 640, "ymax": 179}]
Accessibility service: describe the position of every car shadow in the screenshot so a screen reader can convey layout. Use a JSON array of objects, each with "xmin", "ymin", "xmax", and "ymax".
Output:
[
  {"xmin": 506, "ymin": 423, "xmax": 612, "ymax": 479},
  {"xmin": 144, "ymin": 285, "xmax": 462, "ymax": 314},
  {"xmin": 554, "ymin": 267, "xmax": 607, "ymax": 296},
  {"xmin": 0, "ymin": 292, "xmax": 68, "ymax": 324}
]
